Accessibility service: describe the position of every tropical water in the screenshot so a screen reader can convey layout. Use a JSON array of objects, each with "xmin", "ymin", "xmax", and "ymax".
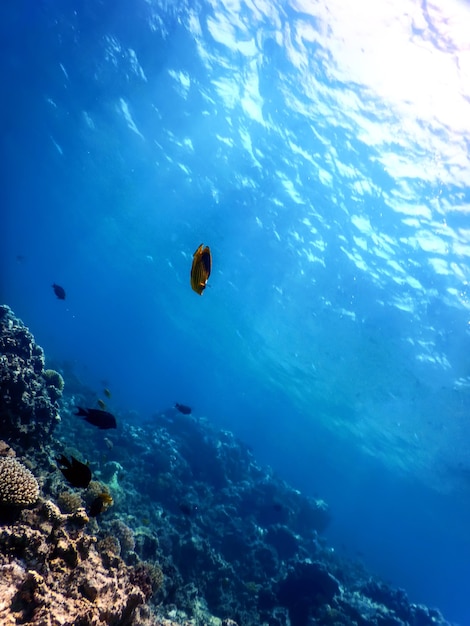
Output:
[{"xmin": 2, "ymin": 0, "xmax": 470, "ymax": 623}]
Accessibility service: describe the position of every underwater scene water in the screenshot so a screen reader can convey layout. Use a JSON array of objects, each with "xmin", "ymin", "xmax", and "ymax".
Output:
[{"xmin": 2, "ymin": 0, "xmax": 470, "ymax": 624}]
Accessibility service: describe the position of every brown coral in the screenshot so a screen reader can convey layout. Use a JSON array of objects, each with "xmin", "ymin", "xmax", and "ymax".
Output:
[
  {"xmin": 0, "ymin": 500, "xmax": 159, "ymax": 625},
  {"xmin": 43, "ymin": 369, "xmax": 65, "ymax": 400},
  {"xmin": 0, "ymin": 458, "xmax": 39, "ymax": 507},
  {"xmin": 57, "ymin": 490, "xmax": 83, "ymax": 514},
  {"xmin": 0, "ymin": 441, "xmax": 15, "ymax": 458},
  {"xmin": 110, "ymin": 519, "xmax": 136, "ymax": 554},
  {"xmin": 97, "ymin": 535, "xmax": 121, "ymax": 557},
  {"xmin": 129, "ymin": 561, "xmax": 164, "ymax": 600}
]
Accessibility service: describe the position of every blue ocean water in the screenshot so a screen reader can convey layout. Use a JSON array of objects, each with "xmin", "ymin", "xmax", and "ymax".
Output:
[{"xmin": 2, "ymin": 0, "xmax": 470, "ymax": 622}]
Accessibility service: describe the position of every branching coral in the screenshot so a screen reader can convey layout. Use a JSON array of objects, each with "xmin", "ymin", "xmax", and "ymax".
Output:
[
  {"xmin": 57, "ymin": 491, "xmax": 83, "ymax": 514},
  {"xmin": 0, "ymin": 458, "xmax": 39, "ymax": 507}
]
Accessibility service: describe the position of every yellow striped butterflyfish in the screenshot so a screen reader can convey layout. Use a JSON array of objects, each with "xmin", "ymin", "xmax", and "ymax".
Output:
[{"xmin": 190, "ymin": 244, "xmax": 211, "ymax": 295}]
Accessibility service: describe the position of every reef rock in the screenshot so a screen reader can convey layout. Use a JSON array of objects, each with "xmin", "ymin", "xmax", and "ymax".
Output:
[
  {"xmin": 0, "ymin": 307, "xmax": 455, "ymax": 626},
  {"xmin": 0, "ymin": 305, "xmax": 61, "ymax": 449},
  {"xmin": 0, "ymin": 500, "xmax": 158, "ymax": 626}
]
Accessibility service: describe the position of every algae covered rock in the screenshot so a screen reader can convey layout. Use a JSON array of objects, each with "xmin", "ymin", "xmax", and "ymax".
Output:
[
  {"xmin": 0, "ymin": 305, "xmax": 61, "ymax": 448},
  {"xmin": 43, "ymin": 369, "xmax": 65, "ymax": 400},
  {"xmin": 0, "ymin": 500, "xmax": 159, "ymax": 626}
]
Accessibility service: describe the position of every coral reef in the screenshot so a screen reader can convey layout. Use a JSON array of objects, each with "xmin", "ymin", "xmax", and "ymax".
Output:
[
  {"xmin": 43, "ymin": 369, "xmax": 65, "ymax": 401},
  {"xmin": 109, "ymin": 519, "xmax": 136, "ymax": 555},
  {"xmin": 0, "ymin": 441, "xmax": 16, "ymax": 458},
  {"xmin": 0, "ymin": 500, "xmax": 158, "ymax": 626},
  {"xmin": 0, "ymin": 457, "xmax": 40, "ymax": 507},
  {"xmin": 91, "ymin": 411, "xmax": 453, "ymax": 626},
  {"xmin": 0, "ymin": 306, "xmax": 456, "ymax": 626},
  {"xmin": 0, "ymin": 305, "xmax": 60, "ymax": 449},
  {"xmin": 277, "ymin": 560, "xmax": 340, "ymax": 626},
  {"xmin": 57, "ymin": 490, "xmax": 83, "ymax": 513}
]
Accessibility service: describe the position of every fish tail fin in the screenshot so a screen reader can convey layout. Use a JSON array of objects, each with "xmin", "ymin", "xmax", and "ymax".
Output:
[{"xmin": 75, "ymin": 406, "xmax": 88, "ymax": 417}]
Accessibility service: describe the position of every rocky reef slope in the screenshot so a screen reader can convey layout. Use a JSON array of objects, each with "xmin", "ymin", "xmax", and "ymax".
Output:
[{"xmin": 0, "ymin": 305, "xmax": 456, "ymax": 626}]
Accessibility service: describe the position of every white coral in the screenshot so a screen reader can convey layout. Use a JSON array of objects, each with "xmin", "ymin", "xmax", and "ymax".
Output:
[{"xmin": 0, "ymin": 458, "xmax": 39, "ymax": 506}]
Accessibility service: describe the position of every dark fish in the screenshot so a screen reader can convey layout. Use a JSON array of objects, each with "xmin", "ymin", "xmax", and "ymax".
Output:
[
  {"xmin": 190, "ymin": 244, "xmax": 211, "ymax": 295},
  {"xmin": 56, "ymin": 454, "xmax": 91, "ymax": 488},
  {"xmin": 88, "ymin": 496, "xmax": 104, "ymax": 517},
  {"xmin": 88, "ymin": 492, "xmax": 113, "ymax": 517},
  {"xmin": 52, "ymin": 283, "xmax": 66, "ymax": 300},
  {"xmin": 175, "ymin": 403, "xmax": 191, "ymax": 415},
  {"xmin": 179, "ymin": 502, "xmax": 198, "ymax": 516},
  {"xmin": 75, "ymin": 406, "xmax": 117, "ymax": 429}
]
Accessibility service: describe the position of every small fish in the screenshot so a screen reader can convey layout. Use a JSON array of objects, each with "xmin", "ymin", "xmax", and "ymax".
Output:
[
  {"xmin": 97, "ymin": 399, "xmax": 106, "ymax": 410},
  {"xmin": 56, "ymin": 455, "xmax": 91, "ymax": 488},
  {"xmin": 175, "ymin": 403, "xmax": 192, "ymax": 415},
  {"xmin": 88, "ymin": 491, "xmax": 113, "ymax": 517},
  {"xmin": 103, "ymin": 388, "xmax": 111, "ymax": 399},
  {"xmin": 190, "ymin": 244, "xmax": 211, "ymax": 295},
  {"xmin": 179, "ymin": 502, "xmax": 198, "ymax": 516},
  {"xmin": 75, "ymin": 406, "xmax": 117, "ymax": 429},
  {"xmin": 52, "ymin": 283, "xmax": 66, "ymax": 300}
]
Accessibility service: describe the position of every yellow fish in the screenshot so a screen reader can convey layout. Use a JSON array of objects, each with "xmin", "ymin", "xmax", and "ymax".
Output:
[
  {"xmin": 97, "ymin": 399, "xmax": 106, "ymax": 410},
  {"xmin": 104, "ymin": 388, "xmax": 111, "ymax": 399},
  {"xmin": 190, "ymin": 244, "xmax": 212, "ymax": 295},
  {"xmin": 99, "ymin": 491, "xmax": 113, "ymax": 507}
]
